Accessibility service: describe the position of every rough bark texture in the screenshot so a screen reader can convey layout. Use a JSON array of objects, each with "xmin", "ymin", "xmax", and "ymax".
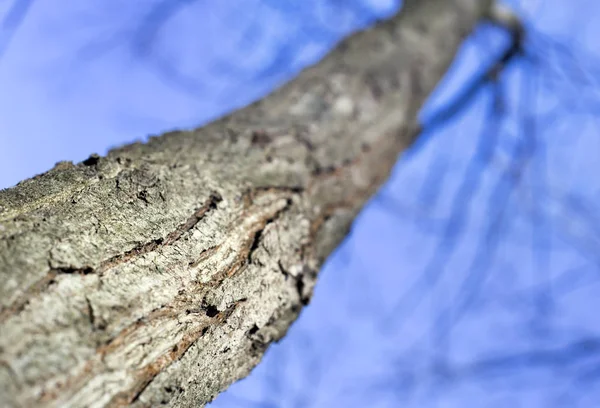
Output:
[{"xmin": 0, "ymin": 0, "xmax": 491, "ymax": 406}]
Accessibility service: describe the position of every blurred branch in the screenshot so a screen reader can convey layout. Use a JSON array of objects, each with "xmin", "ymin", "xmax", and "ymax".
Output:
[
  {"xmin": 381, "ymin": 4, "xmax": 526, "ymax": 334},
  {"xmin": 376, "ymin": 3, "xmax": 600, "ymax": 404},
  {"xmin": 0, "ymin": 0, "xmax": 35, "ymax": 60},
  {"xmin": 420, "ymin": 2, "xmax": 524, "ymax": 135}
]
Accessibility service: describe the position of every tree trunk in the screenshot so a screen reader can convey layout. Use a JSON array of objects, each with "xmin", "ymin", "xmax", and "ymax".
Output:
[{"xmin": 0, "ymin": 0, "xmax": 491, "ymax": 406}]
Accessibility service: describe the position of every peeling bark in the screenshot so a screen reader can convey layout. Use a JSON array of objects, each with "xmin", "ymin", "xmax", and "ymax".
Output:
[{"xmin": 0, "ymin": 0, "xmax": 492, "ymax": 407}]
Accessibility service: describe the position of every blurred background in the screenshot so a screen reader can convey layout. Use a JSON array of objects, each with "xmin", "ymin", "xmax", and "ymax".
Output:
[{"xmin": 2, "ymin": 0, "xmax": 600, "ymax": 406}]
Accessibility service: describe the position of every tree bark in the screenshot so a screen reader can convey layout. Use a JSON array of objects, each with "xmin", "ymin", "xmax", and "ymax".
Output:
[{"xmin": 0, "ymin": 0, "xmax": 491, "ymax": 406}]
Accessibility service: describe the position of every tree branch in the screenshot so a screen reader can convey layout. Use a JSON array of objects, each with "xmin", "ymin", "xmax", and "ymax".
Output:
[{"xmin": 0, "ymin": 0, "xmax": 493, "ymax": 406}]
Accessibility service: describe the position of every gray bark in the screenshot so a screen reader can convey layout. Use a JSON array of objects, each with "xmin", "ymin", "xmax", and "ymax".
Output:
[{"xmin": 0, "ymin": 0, "xmax": 492, "ymax": 406}]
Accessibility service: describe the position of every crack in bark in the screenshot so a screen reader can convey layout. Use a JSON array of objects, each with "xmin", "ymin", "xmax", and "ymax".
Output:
[
  {"xmin": 94, "ymin": 191, "xmax": 222, "ymax": 274},
  {"xmin": 107, "ymin": 300, "xmax": 244, "ymax": 407},
  {"xmin": 0, "ymin": 270, "xmax": 58, "ymax": 323},
  {"xmin": 0, "ymin": 192, "xmax": 222, "ymax": 323},
  {"xmin": 188, "ymin": 245, "xmax": 219, "ymax": 268},
  {"xmin": 52, "ymin": 265, "xmax": 95, "ymax": 275},
  {"xmin": 277, "ymin": 261, "xmax": 311, "ymax": 305},
  {"xmin": 37, "ymin": 299, "xmax": 245, "ymax": 407},
  {"xmin": 188, "ymin": 188, "xmax": 295, "ymax": 271},
  {"xmin": 195, "ymin": 189, "xmax": 297, "ymax": 288},
  {"xmin": 245, "ymin": 200, "xmax": 291, "ymax": 267},
  {"xmin": 85, "ymin": 296, "xmax": 96, "ymax": 329},
  {"xmin": 33, "ymin": 189, "xmax": 296, "ymax": 406},
  {"xmin": 163, "ymin": 192, "xmax": 222, "ymax": 246},
  {"xmin": 246, "ymin": 228, "xmax": 264, "ymax": 266}
]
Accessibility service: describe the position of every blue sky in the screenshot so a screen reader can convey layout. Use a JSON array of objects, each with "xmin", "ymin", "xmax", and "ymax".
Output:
[{"xmin": 2, "ymin": 0, "xmax": 600, "ymax": 407}]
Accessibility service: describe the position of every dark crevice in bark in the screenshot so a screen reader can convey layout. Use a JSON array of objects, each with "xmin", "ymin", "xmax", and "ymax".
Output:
[
  {"xmin": 0, "ymin": 192, "xmax": 223, "ymax": 322},
  {"xmin": 52, "ymin": 265, "xmax": 95, "ymax": 275},
  {"xmin": 122, "ymin": 300, "xmax": 244, "ymax": 406},
  {"xmin": 247, "ymin": 325, "xmax": 259, "ymax": 336},
  {"xmin": 246, "ymin": 228, "xmax": 264, "ymax": 266},
  {"xmin": 163, "ymin": 192, "xmax": 222, "ymax": 245},
  {"xmin": 55, "ymin": 190, "xmax": 222, "ymax": 277},
  {"xmin": 250, "ymin": 130, "xmax": 273, "ymax": 148},
  {"xmin": 201, "ymin": 302, "xmax": 219, "ymax": 318},
  {"xmin": 295, "ymin": 276, "xmax": 308, "ymax": 306},
  {"xmin": 63, "ymin": 300, "xmax": 246, "ymax": 407},
  {"xmin": 276, "ymin": 261, "xmax": 311, "ymax": 305},
  {"xmin": 245, "ymin": 194, "xmax": 295, "ymax": 267},
  {"xmin": 277, "ymin": 260, "xmax": 289, "ymax": 281},
  {"xmin": 251, "ymin": 186, "xmax": 304, "ymax": 196},
  {"xmin": 85, "ymin": 296, "xmax": 96, "ymax": 329},
  {"xmin": 189, "ymin": 245, "xmax": 219, "ymax": 268},
  {"xmin": 81, "ymin": 154, "xmax": 101, "ymax": 167}
]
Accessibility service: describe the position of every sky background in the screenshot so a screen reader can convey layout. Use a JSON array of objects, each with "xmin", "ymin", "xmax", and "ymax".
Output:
[{"xmin": 2, "ymin": 0, "xmax": 600, "ymax": 407}]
